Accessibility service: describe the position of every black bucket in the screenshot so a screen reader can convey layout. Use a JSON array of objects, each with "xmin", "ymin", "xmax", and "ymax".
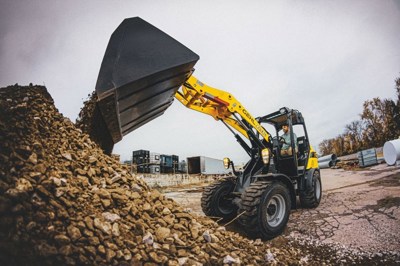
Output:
[{"xmin": 95, "ymin": 17, "xmax": 199, "ymax": 144}]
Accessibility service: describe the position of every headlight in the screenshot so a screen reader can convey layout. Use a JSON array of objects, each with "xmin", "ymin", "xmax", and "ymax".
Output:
[
  {"xmin": 261, "ymin": 148, "xmax": 270, "ymax": 164},
  {"xmin": 223, "ymin": 157, "xmax": 231, "ymax": 169}
]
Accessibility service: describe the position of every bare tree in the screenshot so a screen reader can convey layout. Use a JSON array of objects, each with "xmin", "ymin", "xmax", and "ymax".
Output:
[{"xmin": 344, "ymin": 120, "xmax": 364, "ymax": 153}]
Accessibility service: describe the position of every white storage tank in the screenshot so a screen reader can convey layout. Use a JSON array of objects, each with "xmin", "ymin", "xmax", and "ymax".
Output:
[{"xmin": 383, "ymin": 139, "xmax": 400, "ymax": 166}]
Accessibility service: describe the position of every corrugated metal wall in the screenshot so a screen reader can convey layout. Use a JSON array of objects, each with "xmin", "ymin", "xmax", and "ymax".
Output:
[{"xmin": 358, "ymin": 148, "xmax": 378, "ymax": 167}]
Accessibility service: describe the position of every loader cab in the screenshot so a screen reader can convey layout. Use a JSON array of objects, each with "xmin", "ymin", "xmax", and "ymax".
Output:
[{"xmin": 260, "ymin": 107, "xmax": 310, "ymax": 178}]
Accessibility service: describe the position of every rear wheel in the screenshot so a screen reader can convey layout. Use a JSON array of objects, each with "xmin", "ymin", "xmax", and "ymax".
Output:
[
  {"xmin": 239, "ymin": 181, "xmax": 291, "ymax": 240},
  {"xmin": 300, "ymin": 170, "xmax": 322, "ymax": 208},
  {"xmin": 201, "ymin": 179, "xmax": 237, "ymax": 221}
]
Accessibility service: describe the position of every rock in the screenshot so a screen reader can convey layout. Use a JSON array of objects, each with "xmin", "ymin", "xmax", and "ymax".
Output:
[
  {"xmin": 37, "ymin": 242, "xmax": 58, "ymax": 256},
  {"xmin": 102, "ymin": 212, "xmax": 121, "ymax": 222},
  {"xmin": 111, "ymin": 173, "xmax": 122, "ymax": 183},
  {"xmin": 101, "ymin": 199, "xmax": 112, "ymax": 208},
  {"xmin": 123, "ymin": 249, "xmax": 132, "ymax": 260},
  {"xmin": 15, "ymin": 178, "xmax": 33, "ymax": 193},
  {"xmin": 162, "ymin": 207, "xmax": 171, "ymax": 215},
  {"xmin": 112, "ymin": 223, "xmax": 120, "ymax": 236},
  {"xmin": 54, "ymin": 234, "xmax": 70, "ymax": 245},
  {"xmin": 223, "ymin": 254, "xmax": 240, "ymax": 264},
  {"xmin": 156, "ymin": 227, "xmax": 171, "ymax": 241},
  {"xmin": 173, "ymin": 234, "xmax": 185, "ymax": 246},
  {"xmin": 62, "ymin": 153, "xmax": 72, "ymax": 161},
  {"xmin": 106, "ymin": 248, "xmax": 116, "ymax": 262},
  {"xmin": 143, "ymin": 232, "xmax": 154, "ymax": 245},
  {"xmin": 98, "ymin": 245, "xmax": 106, "ymax": 254},
  {"xmin": 178, "ymin": 257, "xmax": 188, "ymax": 265},
  {"xmin": 203, "ymin": 230, "xmax": 212, "ymax": 243},
  {"xmin": 265, "ymin": 250, "xmax": 276, "ymax": 262},
  {"xmin": 59, "ymin": 245, "xmax": 72, "ymax": 256},
  {"xmin": 131, "ymin": 184, "xmax": 142, "ymax": 192},
  {"xmin": 93, "ymin": 218, "xmax": 112, "ymax": 235},
  {"xmin": 129, "ymin": 191, "xmax": 140, "ymax": 199},
  {"xmin": 88, "ymin": 236, "xmax": 100, "ymax": 246},
  {"xmin": 84, "ymin": 216, "xmax": 94, "ymax": 230},
  {"xmin": 96, "ymin": 189, "xmax": 111, "ymax": 199},
  {"xmin": 88, "ymin": 156, "xmax": 97, "ymax": 164},
  {"xmin": 67, "ymin": 225, "xmax": 81, "ymax": 242},
  {"xmin": 50, "ymin": 177, "xmax": 62, "ymax": 187},
  {"xmin": 27, "ymin": 153, "xmax": 38, "ymax": 164}
]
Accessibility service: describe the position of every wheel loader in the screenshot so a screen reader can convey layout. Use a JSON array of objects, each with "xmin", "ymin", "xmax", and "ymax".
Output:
[{"xmin": 92, "ymin": 17, "xmax": 322, "ymax": 240}]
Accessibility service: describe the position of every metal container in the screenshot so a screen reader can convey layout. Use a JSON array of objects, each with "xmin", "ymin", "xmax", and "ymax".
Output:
[
  {"xmin": 149, "ymin": 165, "xmax": 160, "ymax": 174},
  {"xmin": 358, "ymin": 148, "xmax": 377, "ymax": 167},
  {"xmin": 132, "ymin": 149, "xmax": 150, "ymax": 166},
  {"xmin": 150, "ymin": 152, "xmax": 160, "ymax": 164},
  {"xmin": 161, "ymin": 155, "xmax": 173, "ymax": 168},
  {"xmin": 137, "ymin": 165, "xmax": 150, "ymax": 173},
  {"xmin": 132, "ymin": 149, "xmax": 150, "ymax": 158},
  {"xmin": 187, "ymin": 156, "xmax": 230, "ymax": 175}
]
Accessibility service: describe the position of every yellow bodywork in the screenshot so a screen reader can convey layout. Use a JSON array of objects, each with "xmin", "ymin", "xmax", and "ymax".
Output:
[
  {"xmin": 175, "ymin": 75, "xmax": 271, "ymax": 142},
  {"xmin": 306, "ymin": 146, "xmax": 319, "ymax": 170}
]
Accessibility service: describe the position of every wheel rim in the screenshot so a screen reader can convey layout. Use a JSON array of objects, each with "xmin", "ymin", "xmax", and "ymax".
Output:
[
  {"xmin": 217, "ymin": 190, "xmax": 233, "ymax": 215},
  {"xmin": 266, "ymin": 194, "xmax": 286, "ymax": 227},
  {"xmin": 315, "ymin": 176, "xmax": 321, "ymax": 200}
]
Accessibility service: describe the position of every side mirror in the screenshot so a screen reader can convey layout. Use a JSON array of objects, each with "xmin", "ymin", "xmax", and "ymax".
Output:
[{"xmin": 223, "ymin": 157, "xmax": 231, "ymax": 169}]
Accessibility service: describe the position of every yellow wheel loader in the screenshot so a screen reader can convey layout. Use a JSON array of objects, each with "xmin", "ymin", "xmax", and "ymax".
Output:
[{"xmin": 93, "ymin": 17, "xmax": 322, "ymax": 240}]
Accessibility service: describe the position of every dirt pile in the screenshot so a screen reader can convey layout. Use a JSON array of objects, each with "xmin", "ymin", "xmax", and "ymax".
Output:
[{"xmin": 0, "ymin": 85, "xmax": 325, "ymax": 265}]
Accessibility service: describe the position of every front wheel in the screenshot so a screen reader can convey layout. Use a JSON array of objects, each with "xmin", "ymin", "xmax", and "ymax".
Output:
[
  {"xmin": 300, "ymin": 170, "xmax": 322, "ymax": 208},
  {"xmin": 239, "ymin": 181, "xmax": 291, "ymax": 240},
  {"xmin": 201, "ymin": 179, "xmax": 237, "ymax": 221}
]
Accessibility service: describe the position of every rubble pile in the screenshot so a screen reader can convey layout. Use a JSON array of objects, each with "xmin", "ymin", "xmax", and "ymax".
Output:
[{"xmin": 1, "ymin": 85, "xmax": 324, "ymax": 265}]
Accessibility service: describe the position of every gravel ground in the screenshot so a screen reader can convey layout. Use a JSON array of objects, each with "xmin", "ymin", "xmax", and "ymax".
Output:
[{"xmin": 163, "ymin": 164, "xmax": 400, "ymax": 264}]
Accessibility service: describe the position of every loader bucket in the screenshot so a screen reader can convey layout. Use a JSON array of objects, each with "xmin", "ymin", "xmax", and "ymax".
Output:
[{"xmin": 95, "ymin": 17, "xmax": 199, "ymax": 144}]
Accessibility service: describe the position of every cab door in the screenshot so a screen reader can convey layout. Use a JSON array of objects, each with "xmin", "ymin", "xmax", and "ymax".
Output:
[{"xmin": 276, "ymin": 123, "xmax": 298, "ymax": 177}]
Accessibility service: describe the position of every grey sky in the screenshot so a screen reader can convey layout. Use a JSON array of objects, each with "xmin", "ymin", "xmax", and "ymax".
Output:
[{"xmin": 1, "ymin": 0, "xmax": 400, "ymax": 164}]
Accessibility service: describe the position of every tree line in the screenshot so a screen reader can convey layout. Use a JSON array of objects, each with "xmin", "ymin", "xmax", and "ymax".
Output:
[{"xmin": 319, "ymin": 76, "xmax": 400, "ymax": 156}]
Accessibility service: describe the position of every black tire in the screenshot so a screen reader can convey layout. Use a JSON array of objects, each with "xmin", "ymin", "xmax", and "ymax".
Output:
[
  {"xmin": 300, "ymin": 170, "xmax": 322, "ymax": 208},
  {"xmin": 201, "ymin": 179, "xmax": 237, "ymax": 221},
  {"xmin": 238, "ymin": 181, "xmax": 291, "ymax": 240}
]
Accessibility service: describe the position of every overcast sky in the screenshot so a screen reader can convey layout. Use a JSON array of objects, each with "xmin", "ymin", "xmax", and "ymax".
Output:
[{"xmin": 1, "ymin": 0, "xmax": 400, "ymax": 164}]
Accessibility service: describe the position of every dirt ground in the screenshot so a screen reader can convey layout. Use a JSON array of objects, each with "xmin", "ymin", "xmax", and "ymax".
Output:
[{"xmin": 152, "ymin": 163, "xmax": 400, "ymax": 264}]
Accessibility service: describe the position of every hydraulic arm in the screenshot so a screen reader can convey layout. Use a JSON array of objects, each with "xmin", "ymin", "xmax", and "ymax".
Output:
[{"xmin": 175, "ymin": 75, "xmax": 272, "ymax": 155}]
